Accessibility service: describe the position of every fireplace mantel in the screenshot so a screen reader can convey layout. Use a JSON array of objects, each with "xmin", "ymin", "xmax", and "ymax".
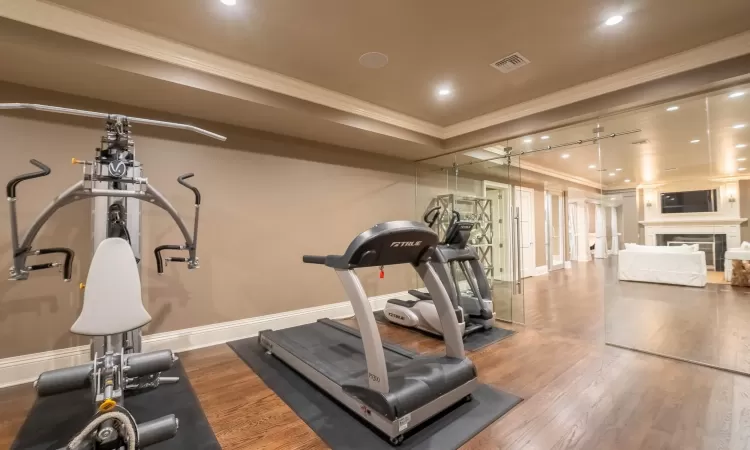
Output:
[
  {"xmin": 640, "ymin": 217, "xmax": 747, "ymax": 226},
  {"xmin": 641, "ymin": 217, "xmax": 746, "ymax": 250}
]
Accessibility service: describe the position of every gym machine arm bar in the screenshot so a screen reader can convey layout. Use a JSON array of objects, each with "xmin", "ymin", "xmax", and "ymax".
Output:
[
  {"xmin": 0, "ymin": 103, "xmax": 226, "ymax": 141},
  {"xmin": 153, "ymin": 173, "xmax": 202, "ymax": 274},
  {"xmin": 8, "ymin": 175, "xmax": 197, "ymax": 280},
  {"xmin": 6, "ymin": 161, "xmax": 75, "ymax": 280}
]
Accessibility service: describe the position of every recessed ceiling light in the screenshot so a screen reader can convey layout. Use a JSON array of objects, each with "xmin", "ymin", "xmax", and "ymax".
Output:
[
  {"xmin": 561, "ymin": 153, "xmax": 570, "ymax": 159},
  {"xmin": 541, "ymin": 135, "xmax": 550, "ymax": 140},
  {"xmin": 615, "ymin": 168, "xmax": 622, "ymax": 171},
  {"xmin": 608, "ymin": 173, "xmax": 615, "ymax": 176},
  {"xmin": 220, "ymin": 0, "xmax": 236, "ymax": 5},
  {"xmin": 624, "ymin": 179, "xmax": 631, "ymax": 182},
  {"xmin": 666, "ymin": 106, "xmax": 680, "ymax": 112},
  {"xmin": 738, "ymin": 144, "xmax": 748, "ymax": 148},
  {"xmin": 588, "ymin": 164, "xmax": 597, "ymax": 169},
  {"xmin": 739, "ymin": 168, "xmax": 747, "ymax": 171},
  {"xmin": 605, "ymin": 15, "xmax": 623, "ymax": 26},
  {"xmin": 734, "ymin": 124, "xmax": 747, "ymax": 129},
  {"xmin": 437, "ymin": 88, "xmax": 452, "ymax": 97},
  {"xmin": 738, "ymin": 158, "xmax": 747, "ymax": 162},
  {"xmin": 523, "ymin": 138, "xmax": 532, "ymax": 143},
  {"xmin": 729, "ymin": 92, "xmax": 745, "ymax": 99},
  {"xmin": 690, "ymin": 139, "xmax": 701, "ymax": 144}
]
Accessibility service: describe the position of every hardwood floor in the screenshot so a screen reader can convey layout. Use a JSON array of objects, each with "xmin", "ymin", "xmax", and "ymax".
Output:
[{"xmin": 2, "ymin": 261, "xmax": 750, "ymax": 449}]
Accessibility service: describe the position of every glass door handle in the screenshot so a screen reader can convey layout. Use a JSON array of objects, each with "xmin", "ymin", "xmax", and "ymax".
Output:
[{"xmin": 514, "ymin": 206, "xmax": 522, "ymax": 294}]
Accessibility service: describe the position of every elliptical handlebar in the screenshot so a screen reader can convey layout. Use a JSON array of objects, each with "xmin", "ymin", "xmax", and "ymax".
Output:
[
  {"xmin": 6, "ymin": 159, "xmax": 51, "ymax": 198},
  {"xmin": 177, "ymin": 173, "xmax": 201, "ymax": 205},
  {"xmin": 423, "ymin": 206, "xmax": 441, "ymax": 228}
]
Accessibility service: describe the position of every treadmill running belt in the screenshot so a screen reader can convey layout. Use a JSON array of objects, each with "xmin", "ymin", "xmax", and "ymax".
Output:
[
  {"xmin": 261, "ymin": 320, "xmax": 415, "ymax": 385},
  {"xmin": 229, "ymin": 338, "xmax": 522, "ymax": 449}
]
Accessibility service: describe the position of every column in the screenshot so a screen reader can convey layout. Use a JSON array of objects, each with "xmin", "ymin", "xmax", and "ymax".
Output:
[{"xmin": 595, "ymin": 204, "xmax": 607, "ymax": 259}]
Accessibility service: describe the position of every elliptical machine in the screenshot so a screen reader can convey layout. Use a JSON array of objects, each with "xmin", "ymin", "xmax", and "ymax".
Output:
[
  {"xmin": 383, "ymin": 207, "xmax": 495, "ymax": 337},
  {"xmin": 3, "ymin": 103, "xmax": 225, "ymax": 449}
]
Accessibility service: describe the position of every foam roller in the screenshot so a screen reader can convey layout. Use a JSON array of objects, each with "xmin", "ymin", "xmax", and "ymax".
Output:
[
  {"xmin": 126, "ymin": 350, "xmax": 175, "ymax": 378},
  {"xmin": 35, "ymin": 363, "xmax": 92, "ymax": 396},
  {"xmin": 139, "ymin": 414, "xmax": 179, "ymax": 447}
]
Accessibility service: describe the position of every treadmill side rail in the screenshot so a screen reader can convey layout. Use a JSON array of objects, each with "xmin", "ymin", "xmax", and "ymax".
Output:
[{"xmin": 336, "ymin": 269, "xmax": 390, "ymax": 394}]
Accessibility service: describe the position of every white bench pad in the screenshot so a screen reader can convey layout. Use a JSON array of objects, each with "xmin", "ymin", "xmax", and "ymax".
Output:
[{"xmin": 71, "ymin": 238, "xmax": 151, "ymax": 336}]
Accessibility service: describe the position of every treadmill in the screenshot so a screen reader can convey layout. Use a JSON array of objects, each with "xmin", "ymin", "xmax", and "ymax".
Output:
[{"xmin": 259, "ymin": 221, "xmax": 478, "ymax": 445}]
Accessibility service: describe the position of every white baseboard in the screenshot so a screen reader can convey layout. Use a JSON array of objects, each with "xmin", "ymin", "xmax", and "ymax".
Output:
[
  {"xmin": 0, "ymin": 290, "xmax": 409, "ymax": 389},
  {"xmin": 534, "ymin": 265, "xmax": 549, "ymax": 276}
]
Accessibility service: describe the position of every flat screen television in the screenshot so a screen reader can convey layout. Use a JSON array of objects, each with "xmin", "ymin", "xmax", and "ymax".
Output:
[{"xmin": 660, "ymin": 189, "xmax": 717, "ymax": 214}]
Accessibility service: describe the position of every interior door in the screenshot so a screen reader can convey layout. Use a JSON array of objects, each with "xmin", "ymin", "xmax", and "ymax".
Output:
[{"xmin": 515, "ymin": 187, "xmax": 535, "ymax": 278}]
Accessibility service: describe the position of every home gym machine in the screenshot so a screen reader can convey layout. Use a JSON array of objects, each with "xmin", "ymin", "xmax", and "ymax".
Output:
[
  {"xmin": 383, "ymin": 207, "xmax": 495, "ymax": 337},
  {"xmin": 3, "ymin": 103, "xmax": 225, "ymax": 449},
  {"xmin": 259, "ymin": 221, "xmax": 478, "ymax": 445}
]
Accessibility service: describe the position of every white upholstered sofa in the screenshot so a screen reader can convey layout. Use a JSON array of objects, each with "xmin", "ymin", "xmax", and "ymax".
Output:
[{"xmin": 618, "ymin": 243, "xmax": 707, "ymax": 287}]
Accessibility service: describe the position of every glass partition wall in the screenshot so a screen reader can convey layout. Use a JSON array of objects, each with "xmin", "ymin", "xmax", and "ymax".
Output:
[
  {"xmin": 420, "ymin": 81, "xmax": 750, "ymax": 376},
  {"xmin": 596, "ymin": 85, "xmax": 750, "ymax": 375},
  {"xmin": 415, "ymin": 145, "xmax": 525, "ymax": 324}
]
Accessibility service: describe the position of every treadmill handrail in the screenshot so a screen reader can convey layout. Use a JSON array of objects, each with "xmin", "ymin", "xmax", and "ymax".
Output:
[{"xmin": 302, "ymin": 255, "xmax": 329, "ymax": 265}]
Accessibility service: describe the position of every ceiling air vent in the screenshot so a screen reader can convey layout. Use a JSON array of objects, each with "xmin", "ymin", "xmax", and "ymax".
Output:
[
  {"xmin": 631, "ymin": 139, "xmax": 650, "ymax": 145},
  {"xmin": 490, "ymin": 52, "xmax": 530, "ymax": 73}
]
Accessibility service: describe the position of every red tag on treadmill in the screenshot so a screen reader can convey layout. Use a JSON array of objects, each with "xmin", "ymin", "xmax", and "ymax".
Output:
[{"xmin": 379, "ymin": 268, "xmax": 384, "ymax": 279}]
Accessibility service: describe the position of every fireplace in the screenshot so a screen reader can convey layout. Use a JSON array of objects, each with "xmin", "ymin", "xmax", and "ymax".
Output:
[{"xmin": 655, "ymin": 233, "xmax": 727, "ymax": 271}]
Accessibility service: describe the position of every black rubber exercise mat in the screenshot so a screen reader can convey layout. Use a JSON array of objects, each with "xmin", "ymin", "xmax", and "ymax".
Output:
[
  {"xmin": 11, "ymin": 360, "xmax": 220, "ymax": 450},
  {"xmin": 373, "ymin": 310, "xmax": 516, "ymax": 352},
  {"xmin": 228, "ymin": 337, "xmax": 522, "ymax": 450}
]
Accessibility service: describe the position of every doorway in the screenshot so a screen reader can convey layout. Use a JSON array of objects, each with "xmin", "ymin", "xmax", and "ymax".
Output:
[{"xmin": 514, "ymin": 186, "xmax": 536, "ymax": 278}]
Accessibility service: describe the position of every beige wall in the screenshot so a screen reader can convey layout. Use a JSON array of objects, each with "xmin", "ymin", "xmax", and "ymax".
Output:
[
  {"xmin": 740, "ymin": 180, "xmax": 750, "ymax": 243},
  {"xmin": 0, "ymin": 110, "xmax": 417, "ymax": 358}
]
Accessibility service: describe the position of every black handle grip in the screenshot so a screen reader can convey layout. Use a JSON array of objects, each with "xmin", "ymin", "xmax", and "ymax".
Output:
[
  {"xmin": 177, "ymin": 173, "xmax": 201, "ymax": 205},
  {"xmin": 168, "ymin": 257, "xmax": 187, "ymax": 263},
  {"xmin": 6, "ymin": 159, "xmax": 51, "ymax": 198},
  {"xmin": 424, "ymin": 206, "xmax": 441, "ymax": 228},
  {"xmin": 37, "ymin": 247, "xmax": 75, "ymax": 281},
  {"xmin": 28, "ymin": 263, "xmax": 55, "ymax": 271},
  {"xmin": 303, "ymin": 255, "xmax": 327, "ymax": 265},
  {"xmin": 155, "ymin": 245, "xmax": 183, "ymax": 274}
]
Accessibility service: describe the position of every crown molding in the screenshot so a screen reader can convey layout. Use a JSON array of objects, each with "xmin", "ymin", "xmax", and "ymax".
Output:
[
  {"xmin": 443, "ymin": 30, "xmax": 750, "ymax": 138},
  {"xmin": 1, "ymin": 1, "xmax": 748, "ymax": 143},
  {"xmin": 477, "ymin": 154, "xmax": 603, "ymax": 190},
  {"xmin": 0, "ymin": 0, "xmax": 443, "ymax": 138},
  {"xmin": 515, "ymin": 160, "xmax": 604, "ymax": 190}
]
